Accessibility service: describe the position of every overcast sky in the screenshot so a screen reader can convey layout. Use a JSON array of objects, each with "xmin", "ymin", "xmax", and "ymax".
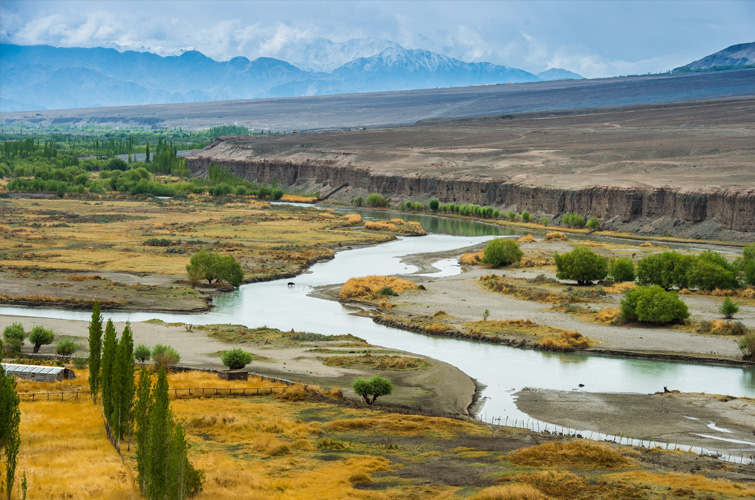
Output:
[{"xmin": 1, "ymin": 0, "xmax": 753, "ymax": 78}]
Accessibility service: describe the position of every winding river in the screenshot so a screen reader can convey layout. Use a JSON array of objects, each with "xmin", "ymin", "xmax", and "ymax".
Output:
[{"xmin": 2, "ymin": 208, "xmax": 754, "ymax": 427}]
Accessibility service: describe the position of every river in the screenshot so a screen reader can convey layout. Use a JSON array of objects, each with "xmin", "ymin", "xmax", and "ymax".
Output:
[{"xmin": 2, "ymin": 208, "xmax": 753, "ymax": 425}]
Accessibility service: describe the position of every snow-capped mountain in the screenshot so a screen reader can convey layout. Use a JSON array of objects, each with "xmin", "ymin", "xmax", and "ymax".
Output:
[{"xmin": 291, "ymin": 38, "xmax": 402, "ymax": 72}]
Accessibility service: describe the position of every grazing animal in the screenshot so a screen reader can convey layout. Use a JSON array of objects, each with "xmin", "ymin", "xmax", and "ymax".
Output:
[
  {"xmin": 578, "ymin": 383, "xmax": 585, "ymax": 388},
  {"xmin": 287, "ymin": 282, "xmax": 295, "ymax": 287}
]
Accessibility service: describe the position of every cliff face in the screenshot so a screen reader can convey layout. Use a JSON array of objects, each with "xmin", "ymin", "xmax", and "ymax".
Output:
[{"xmin": 186, "ymin": 153, "xmax": 755, "ymax": 238}]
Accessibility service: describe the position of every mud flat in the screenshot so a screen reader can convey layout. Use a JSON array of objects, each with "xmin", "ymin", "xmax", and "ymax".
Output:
[{"xmin": 187, "ymin": 96, "xmax": 755, "ymax": 240}]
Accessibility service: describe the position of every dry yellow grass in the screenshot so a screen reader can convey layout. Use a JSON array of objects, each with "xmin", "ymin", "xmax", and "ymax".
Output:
[
  {"xmin": 342, "ymin": 213, "xmax": 363, "ymax": 225},
  {"xmin": 604, "ymin": 282, "xmax": 638, "ymax": 293},
  {"xmin": 536, "ymin": 330, "xmax": 591, "ymax": 352},
  {"xmin": 279, "ymin": 194, "xmax": 317, "ymax": 203},
  {"xmin": 364, "ymin": 219, "xmax": 426, "ymax": 235},
  {"xmin": 18, "ymin": 400, "xmax": 139, "ymax": 500},
  {"xmin": 469, "ymin": 484, "xmax": 548, "ymax": 500},
  {"xmin": 596, "ymin": 308, "xmax": 622, "ymax": 324},
  {"xmin": 322, "ymin": 354, "xmax": 427, "ymax": 370},
  {"xmin": 608, "ymin": 471, "xmax": 755, "ymax": 497},
  {"xmin": 544, "ymin": 232, "xmax": 568, "ymax": 241},
  {"xmin": 460, "ymin": 250, "xmax": 484, "ymax": 265},
  {"xmin": 338, "ymin": 275, "xmax": 419, "ymax": 300},
  {"xmin": 510, "ymin": 441, "xmax": 632, "ymax": 470},
  {"xmin": 517, "ymin": 234, "xmax": 536, "ymax": 243}
]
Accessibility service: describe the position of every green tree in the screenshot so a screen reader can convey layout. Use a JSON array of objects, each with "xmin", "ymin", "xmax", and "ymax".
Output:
[
  {"xmin": 56, "ymin": 338, "xmax": 77, "ymax": 356},
  {"xmin": 636, "ymin": 251, "xmax": 694, "ymax": 290},
  {"xmin": 607, "ymin": 257, "xmax": 635, "ymax": 283},
  {"xmin": 481, "ymin": 238, "xmax": 523, "ymax": 267},
  {"xmin": 151, "ymin": 344, "xmax": 181, "ymax": 371},
  {"xmin": 352, "ymin": 375, "xmax": 393, "ymax": 405},
  {"xmin": 739, "ymin": 331, "xmax": 755, "ymax": 359},
  {"xmin": 2, "ymin": 323, "xmax": 25, "ymax": 343},
  {"xmin": 0, "ymin": 365, "xmax": 21, "ymax": 500},
  {"xmin": 687, "ymin": 257, "xmax": 738, "ymax": 291},
  {"xmin": 586, "ymin": 216, "xmax": 600, "ymax": 230},
  {"xmin": 521, "ymin": 210, "xmax": 531, "ymax": 222},
  {"xmin": 145, "ymin": 143, "xmax": 150, "ymax": 163},
  {"xmin": 28, "ymin": 326, "xmax": 54, "ymax": 353},
  {"xmin": 741, "ymin": 243, "xmax": 755, "ymax": 264},
  {"xmin": 88, "ymin": 301, "xmax": 103, "ymax": 404},
  {"xmin": 365, "ymin": 193, "xmax": 389, "ymax": 207},
  {"xmin": 745, "ymin": 259, "xmax": 755, "ymax": 286},
  {"xmin": 135, "ymin": 368, "xmax": 153, "ymax": 495},
  {"xmin": 146, "ymin": 368, "xmax": 172, "ymax": 500},
  {"xmin": 554, "ymin": 246, "xmax": 608, "ymax": 285},
  {"xmin": 134, "ymin": 344, "xmax": 151, "ymax": 363},
  {"xmin": 111, "ymin": 322, "xmax": 135, "ymax": 442},
  {"xmin": 428, "ymin": 199, "xmax": 439, "ymax": 211},
  {"xmin": 720, "ymin": 297, "xmax": 739, "ymax": 319},
  {"xmin": 221, "ymin": 349, "xmax": 253, "ymax": 370},
  {"xmin": 620, "ymin": 286, "xmax": 689, "ymax": 324},
  {"xmin": 101, "ymin": 319, "xmax": 117, "ymax": 420},
  {"xmin": 168, "ymin": 423, "xmax": 204, "ymax": 499},
  {"xmin": 186, "ymin": 251, "xmax": 244, "ymax": 288}
]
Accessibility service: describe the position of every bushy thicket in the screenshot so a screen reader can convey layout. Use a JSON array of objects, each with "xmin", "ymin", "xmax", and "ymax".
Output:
[
  {"xmin": 481, "ymin": 238, "xmax": 523, "ymax": 267},
  {"xmin": 554, "ymin": 246, "xmax": 608, "ymax": 285},
  {"xmin": 637, "ymin": 251, "xmax": 739, "ymax": 290},
  {"xmin": 620, "ymin": 285, "xmax": 689, "ymax": 324},
  {"xmin": 607, "ymin": 257, "xmax": 635, "ymax": 283}
]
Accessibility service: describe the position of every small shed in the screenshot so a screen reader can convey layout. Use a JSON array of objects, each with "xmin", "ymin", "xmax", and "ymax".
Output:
[{"xmin": 1, "ymin": 363, "xmax": 76, "ymax": 382}]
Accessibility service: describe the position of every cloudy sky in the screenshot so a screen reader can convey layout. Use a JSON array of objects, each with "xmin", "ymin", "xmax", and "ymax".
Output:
[{"xmin": 1, "ymin": 0, "xmax": 753, "ymax": 78}]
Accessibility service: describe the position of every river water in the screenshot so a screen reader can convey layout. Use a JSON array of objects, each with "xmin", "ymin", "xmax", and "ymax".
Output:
[{"xmin": 2, "ymin": 208, "xmax": 754, "ymax": 425}]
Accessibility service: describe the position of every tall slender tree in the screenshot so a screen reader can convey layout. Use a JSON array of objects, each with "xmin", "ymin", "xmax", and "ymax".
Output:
[
  {"xmin": 111, "ymin": 322, "xmax": 135, "ymax": 442},
  {"xmin": 134, "ymin": 368, "xmax": 153, "ymax": 494},
  {"xmin": 146, "ymin": 368, "xmax": 172, "ymax": 500},
  {"xmin": 88, "ymin": 301, "xmax": 103, "ymax": 403},
  {"xmin": 0, "ymin": 366, "xmax": 21, "ymax": 500},
  {"xmin": 101, "ymin": 319, "xmax": 117, "ymax": 420}
]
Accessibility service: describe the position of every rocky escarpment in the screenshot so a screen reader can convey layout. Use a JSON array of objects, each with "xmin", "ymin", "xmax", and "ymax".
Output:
[{"xmin": 186, "ymin": 150, "xmax": 755, "ymax": 240}]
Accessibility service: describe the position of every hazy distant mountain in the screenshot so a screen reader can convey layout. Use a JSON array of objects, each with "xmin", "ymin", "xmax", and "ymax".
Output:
[
  {"xmin": 291, "ymin": 38, "xmax": 402, "ymax": 72},
  {"xmin": 537, "ymin": 68, "xmax": 584, "ymax": 81},
  {"xmin": 0, "ymin": 42, "xmax": 542, "ymax": 111},
  {"xmin": 673, "ymin": 42, "xmax": 755, "ymax": 72}
]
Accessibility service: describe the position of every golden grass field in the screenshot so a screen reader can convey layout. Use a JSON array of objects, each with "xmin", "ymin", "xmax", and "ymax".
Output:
[
  {"xmin": 338, "ymin": 275, "xmax": 419, "ymax": 301},
  {"xmin": 11, "ymin": 368, "xmax": 755, "ymax": 500}
]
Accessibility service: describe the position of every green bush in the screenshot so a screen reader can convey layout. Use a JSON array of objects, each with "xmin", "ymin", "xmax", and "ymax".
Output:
[
  {"xmin": 73, "ymin": 357, "xmax": 89, "ymax": 369},
  {"xmin": 365, "ymin": 193, "xmax": 389, "ymax": 207},
  {"xmin": 151, "ymin": 344, "xmax": 181, "ymax": 370},
  {"xmin": 586, "ymin": 216, "xmax": 600, "ymax": 230},
  {"xmin": 56, "ymin": 338, "xmax": 77, "ymax": 356},
  {"xmin": 521, "ymin": 211, "xmax": 531, "ymax": 222},
  {"xmin": 620, "ymin": 286, "xmax": 689, "ymax": 324},
  {"xmin": 351, "ymin": 197, "xmax": 364, "ymax": 207},
  {"xmin": 720, "ymin": 297, "xmax": 739, "ymax": 319},
  {"xmin": 686, "ymin": 252, "xmax": 739, "ymax": 290},
  {"xmin": 186, "ymin": 251, "xmax": 244, "ymax": 288},
  {"xmin": 3, "ymin": 323, "xmax": 26, "ymax": 342},
  {"xmin": 636, "ymin": 252, "xmax": 693, "ymax": 290},
  {"xmin": 3, "ymin": 338, "xmax": 23, "ymax": 357},
  {"xmin": 352, "ymin": 375, "xmax": 393, "ymax": 405},
  {"xmin": 738, "ymin": 331, "xmax": 755, "ymax": 359},
  {"xmin": 541, "ymin": 217, "xmax": 549, "ymax": 226},
  {"xmin": 481, "ymin": 238, "xmax": 523, "ymax": 267},
  {"xmin": 221, "ymin": 349, "xmax": 253, "ymax": 370},
  {"xmin": 134, "ymin": 344, "xmax": 151, "ymax": 362},
  {"xmin": 28, "ymin": 326, "xmax": 55, "ymax": 353},
  {"xmin": 429, "ymin": 199, "xmax": 439, "ymax": 211},
  {"xmin": 746, "ymin": 259, "xmax": 755, "ymax": 286},
  {"xmin": 554, "ymin": 246, "xmax": 608, "ymax": 285},
  {"xmin": 607, "ymin": 257, "xmax": 635, "ymax": 283}
]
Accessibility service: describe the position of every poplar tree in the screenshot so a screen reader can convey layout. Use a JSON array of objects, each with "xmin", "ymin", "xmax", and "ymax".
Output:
[
  {"xmin": 146, "ymin": 368, "xmax": 172, "ymax": 500},
  {"xmin": 101, "ymin": 319, "xmax": 117, "ymax": 420},
  {"xmin": 134, "ymin": 368, "xmax": 153, "ymax": 494},
  {"xmin": 112, "ymin": 322, "xmax": 135, "ymax": 442},
  {"xmin": 0, "ymin": 366, "xmax": 20, "ymax": 500},
  {"xmin": 88, "ymin": 301, "xmax": 103, "ymax": 403}
]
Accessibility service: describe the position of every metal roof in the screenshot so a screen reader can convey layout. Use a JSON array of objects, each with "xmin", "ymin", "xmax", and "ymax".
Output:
[{"xmin": 1, "ymin": 363, "xmax": 65, "ymax": 375}]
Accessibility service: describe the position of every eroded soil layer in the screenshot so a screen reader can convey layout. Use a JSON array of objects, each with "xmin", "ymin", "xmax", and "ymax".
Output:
[{"xmin": 187, "ymin": 97, "xmax": 755, "ymax": 240}]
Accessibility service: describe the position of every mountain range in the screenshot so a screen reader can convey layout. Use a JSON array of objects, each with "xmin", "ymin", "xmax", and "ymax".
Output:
[
  {"xmin": 673, "ymin": 42, "xmax": 755, "ymax": 72},
  {"xmin": 0, "ymin": 39, "xmax": 584, "ymax": 112}
]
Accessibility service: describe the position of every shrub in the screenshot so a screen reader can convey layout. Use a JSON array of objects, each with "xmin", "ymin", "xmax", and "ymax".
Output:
[
  {"xmin": 697, "ymin": 319, "xmax": 747, "ymax": 336},
  {"xmin": 73, "ymin": 356, "xmax": 89, "ymax": 369},
  {"xmin": 3, "ymin": 338, "xmax": 23, "ymax": 357},
  {"xmin": 541, "ymin": 217, "xmax": 549, "ymax": 226},
  {"xmin": 28, "ymin": 325, "xmax": 55, "ymax": 353},
  {"xmin": 351, "ymin": 197, "xmax": 364, "ymax": 207},
  {"xmin": 745, "ymin": 259, "xmax": 755, "ymax": 286},
  {"xmin": 481, "ymin": 238, "xmax": 523, "ymax": 267},
  {"xmin": 620, "ymin": 286, "xmax": 689, "ymax": 324},
  {"xmin": 352, "ymin": 375, "xmax": 393, "ymax": 405},
  {"xmin": 607, "ymin": 257, "xmax": 635, "ymax": 283},
  {"xmin": 429, "ymin": 199, "xmax": 439, "ymax": 211},
  {"xmin": 554, "ymin": 246, "xmax": 608, "ymax": 285},
  {"xmin": 738, "ymin": 331, "xmax": 755, "ymax": 358},
  {"xmin": 521, "ymin": 210, "xmax": 532, "ymax": 222},
  {"xmin": 186, "ymin": 251, "xmax": 244, "ymax": 288},
  {"xmin": 151, "ymin": 344, "xmax": 181, "ymax": 370},
  {"xmin": 270, "ymin": 187, "xmax": 284, "ymax": 200},
  {"xmin": 719, "ymin": 297, "xmax": 739, "ymax": 319},
  {"xmin": 3, "ymin": 323, "xmax": 26, "ymax": 342},
  {"xmin": 586, "ymin": 216, "xmax": 600, "ymax": 230},
  {"xmin": 221, "ymin": 348, "xmax": 253, "ymax": 370},
  {"xmin": 365, "ymin": 193, "xmax": 389, "ymax": 207},
  {"xmin": 134, "ymin": 343, "xmax": 151, "ymax": 362},
  {"xmin": 687, "ymin": 252, "xmax": 739, "ymax": 290},
  {"xmin": 55, "ymin": 338, "xmax": 77, "ymax": 356},
  {"xmin": 636, "ymin": 251, "xmax": 694, "ymax": 290}
]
